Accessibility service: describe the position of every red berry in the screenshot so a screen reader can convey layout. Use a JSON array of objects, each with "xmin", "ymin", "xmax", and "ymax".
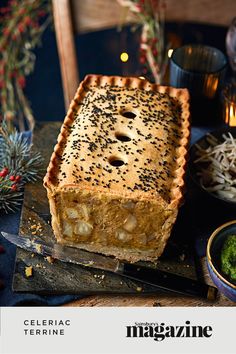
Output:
[
  {"xmin": 32, "ymin": 21, "xmax": 39, "ymax": 29},
  {"xmin": 10, "ymin": 69, "xmax": 18, "ymax": 78},
  {"xmin": 152, "ymin": 49, "xmax": 158, "ymax": 56},
  {"xmin": 18, "ymin": 23, "xmax": 25, "ymax": 33},
  {"xmin": 12, "ymin": 32, "xmax": 18, "ymax": 40},
  {"xmin": 38, "ymin": 10, "xmax": 46, "ymax": 17},
  {"xmin": 3, "ymin": 27, "xmax": 10, "ymax": 36},
  {"xmin": 18, "ymin": 75, "xmax": 26, "ymax": 88},
  {"xmin": 142, "ymin": 67, "xmax": 148, "ymax": 74},
  {"xmin": 9, "ymin": 176, "xmax": 15, "ymax": 181},
  {"xmin": 11, "ymin": 184, "xmax": 17, "ymax": 191},
  {"xmin": 15, "ymin": 175, "xmax": 21, "ymax": 182},
  {"xmin": 24, "ymin": 16, "xmax": 32, "ymax": 26},
  {"xmin": 0, "ymin": 245, "xmax": 5, "ymax": 254},
  {"xmin": 0, "ymin": 167, "xmax": 9, "ymax": 177},
  {"xmin": 139, "ymin": 55, "xmax": 146, "ymax": 64},
  {"xmin": 18, "ymin": 8, "xmax": 26, "ymax": 15},
  {"xmin": 0, "ymin": 7, "xmax": 10, "ymax": 14}
]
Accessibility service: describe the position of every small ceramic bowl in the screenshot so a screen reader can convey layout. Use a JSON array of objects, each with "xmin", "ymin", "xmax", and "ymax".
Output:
[{"xmin": 207, "ymin": 220, "xmax": 236, "ymax": 302}]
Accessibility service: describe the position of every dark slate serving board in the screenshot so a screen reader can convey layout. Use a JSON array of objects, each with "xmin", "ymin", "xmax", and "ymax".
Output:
[{"xmin": 13, "ymin": 122, "xmax": 197, "ymax": 295}]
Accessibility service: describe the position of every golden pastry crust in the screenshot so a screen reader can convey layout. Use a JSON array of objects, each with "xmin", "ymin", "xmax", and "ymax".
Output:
[{"xmin": 44, "ymin": 74, "xmax": 190, "ymax": 262}]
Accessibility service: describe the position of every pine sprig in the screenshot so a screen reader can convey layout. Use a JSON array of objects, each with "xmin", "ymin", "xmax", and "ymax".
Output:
[
  {"xmin": 0, "ymin": 120, "xmax": 43, "ymax": 213},
  {"xmin": 0, "ymin": 180, "xmax": 23, "ymax": 213}
]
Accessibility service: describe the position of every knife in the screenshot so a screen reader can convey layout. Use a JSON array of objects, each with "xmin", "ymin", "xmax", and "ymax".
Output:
[{"xmin": 1, "ymin": 231, "xmax": 217, "ymax": 300}]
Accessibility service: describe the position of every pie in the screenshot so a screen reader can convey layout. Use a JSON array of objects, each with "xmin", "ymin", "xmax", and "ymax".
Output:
[{"xmin": 44, "ymin": 74, "xmax": 190, "ymax": 262}]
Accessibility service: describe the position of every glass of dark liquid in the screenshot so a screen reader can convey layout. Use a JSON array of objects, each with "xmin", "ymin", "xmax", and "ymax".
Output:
[{"xmin": 169, "ymin": 45, "xmax": 227, "ymax": 126}]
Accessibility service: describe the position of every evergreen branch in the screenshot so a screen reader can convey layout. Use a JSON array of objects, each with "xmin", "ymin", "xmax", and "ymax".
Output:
[
  {"xmin": 0, "ymin": 191, "xmax": 23, "ymax": 213},
  {"xmin": 0, "ymin": 119, "xmax": 43, "ymax": 213}
]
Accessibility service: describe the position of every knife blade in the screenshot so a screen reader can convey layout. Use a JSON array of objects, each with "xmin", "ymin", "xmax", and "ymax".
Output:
[{"xmin": 1, "ymin": 231, "xmax": 217, "ymax": 300}]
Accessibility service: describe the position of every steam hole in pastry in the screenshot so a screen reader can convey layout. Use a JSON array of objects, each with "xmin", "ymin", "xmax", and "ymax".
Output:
[
  {"xmin": 115, "ymin": 132, "xmax": 131, "ymax": 142},
  {"xmin": 121, "ymin": 111, "xmax": 136, "ymax": 119},
  {"xmin": 109, "ymin": 156, "xmax": 125, "ymax": 167}
]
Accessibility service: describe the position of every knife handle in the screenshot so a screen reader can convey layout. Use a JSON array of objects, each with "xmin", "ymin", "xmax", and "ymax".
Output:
[{"xmin": 120, "ymin": 263, "xmax": 217, "ymax": 300}]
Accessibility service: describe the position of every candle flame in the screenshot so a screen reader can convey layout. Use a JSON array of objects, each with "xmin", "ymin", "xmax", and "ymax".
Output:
[
  {"xmin": 229, "ymin": 104, "xmax": 236, "ymax": 127},
  {"xmin": 168, "ymin": 49, "xmax": 173, "ymax": 58}
]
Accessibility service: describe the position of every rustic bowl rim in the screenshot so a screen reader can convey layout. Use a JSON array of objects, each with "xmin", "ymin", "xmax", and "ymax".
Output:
[{"xmin": 207, "ymin": 219, "xmax": 236, "ymax": 290}]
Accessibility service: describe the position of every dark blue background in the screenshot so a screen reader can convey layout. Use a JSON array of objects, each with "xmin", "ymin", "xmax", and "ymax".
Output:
[{"xmin": 24, "ymin": 22, "xmax": 228, "ymax": 122}]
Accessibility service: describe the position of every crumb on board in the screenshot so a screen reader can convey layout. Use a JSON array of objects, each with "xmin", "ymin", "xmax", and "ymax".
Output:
[
  {"xmin": 93, "ymin": 274, "xmax": 106, "ymax": 282},
  {"xmin": 28, "ymin": 220, "xmax": 43, "ymax": 235},
  {"xmin": 45, "ymin": 256, "xmax": 55, "ymax": 264},
  {"xmin": 35, "ymin": 244, "xmax": 42, "ymax": 253},
  {"xmin": 35, "ymin": 264, "xmax": 46, "ymax": 269},
  {"xmin": 25, "ymin": 266, "xmax": 33, "ymax": 278}
]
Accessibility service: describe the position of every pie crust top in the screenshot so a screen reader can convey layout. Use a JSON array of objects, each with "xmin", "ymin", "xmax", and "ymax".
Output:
[{"xmin": 44, "ymin": 75, "xmax": 190, "ymax": 209}]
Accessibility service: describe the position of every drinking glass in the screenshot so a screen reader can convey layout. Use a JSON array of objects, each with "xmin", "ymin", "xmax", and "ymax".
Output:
[{"xmin": 169, "ymin": 45, "xmax": 227, "ymax": 125}]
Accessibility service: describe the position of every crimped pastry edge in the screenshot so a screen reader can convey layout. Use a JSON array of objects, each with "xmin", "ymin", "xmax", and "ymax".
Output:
[{"xmin": 43, "ymin": 74, "xmax": 190, "ymax": 210}]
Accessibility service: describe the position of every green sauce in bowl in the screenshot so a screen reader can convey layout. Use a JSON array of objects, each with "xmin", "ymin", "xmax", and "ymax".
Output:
[{"xmin": 221, "ymin": 235, "xmax": 236, "ymax": 283}]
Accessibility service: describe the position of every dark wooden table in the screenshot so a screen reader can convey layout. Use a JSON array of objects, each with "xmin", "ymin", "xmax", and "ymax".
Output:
[
  {"xmin": 11, "ymin": 122, "xmax": 236, "ymax": 307},
  {"xmin": 64, "ymin": 259, "xmax": 234, "ymax": 307}
]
